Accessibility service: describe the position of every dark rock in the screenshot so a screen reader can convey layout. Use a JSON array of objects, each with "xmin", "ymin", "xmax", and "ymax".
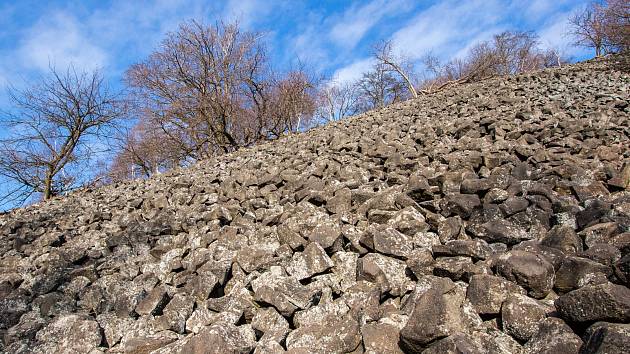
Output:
[
  {"xmin": 523, "ymin": 317, "xmax": 582, "ymax": 354},
  {"xmin": 467, "ymin": 274, "xmax": 523, "ymax": 315},
  {"xmin": 554, "ymin": 256, "xmax": 611, "ymax": 293},
  {"xmin": 400, "ymin": 277, "xmax": 468, "ymax": 351},
  {"xmin": 501, "ymin": 293, "xmax": 547, "ymax": 342},
  {"xmin": 555, "ymin": 282, "xmax": 630, "ymax": 324},
  {"xmin": 540, "ymin": 225, "xmax": 583, "ymax": 254},
  {"xmin": 494, "ymin": 250, "xmax": 555, "ymax": 299},
  {"xmin": 581, "ymin": 322, "xmax": 630, "ymax": 354},
  {"xmin": 443, "ymin": 193, "xmax": 481, "ymax": 219}
]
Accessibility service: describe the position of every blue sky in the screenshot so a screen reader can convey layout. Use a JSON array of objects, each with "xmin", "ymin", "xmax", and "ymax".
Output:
[{"xmin": 0, "ymin": 0, "xmax": 591, "ymax": 106}]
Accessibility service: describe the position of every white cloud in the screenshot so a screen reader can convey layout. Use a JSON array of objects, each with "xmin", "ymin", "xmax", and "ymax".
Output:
[
  {"xmin": 223, "ymin": 0, "xmax": 275, "ymax": 29},
  {"xmin": 329, "ymin": 0, "xmax": 409, "ymax": 49},
  {"xmin": 391, "ymin": 0, "xmax": 507, "ymax": 61},
  {"xmin": 18, "ymin": 12, "xmax": 107, "ymax": 72},
  {"xmin": 332, "ymin": 58, "xmax": 374, "ymax": 84}
]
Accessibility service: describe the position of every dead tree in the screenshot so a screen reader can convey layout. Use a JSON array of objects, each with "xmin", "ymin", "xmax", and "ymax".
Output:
[{"xmin": 0, "ymin": 66, "xmax": 123, "ymax": 206}]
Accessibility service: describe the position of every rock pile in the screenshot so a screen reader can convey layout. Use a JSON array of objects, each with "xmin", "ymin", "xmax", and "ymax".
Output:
[{"xmin": 1, "ymin": 56, "xmax": 629, "ymax": 353}]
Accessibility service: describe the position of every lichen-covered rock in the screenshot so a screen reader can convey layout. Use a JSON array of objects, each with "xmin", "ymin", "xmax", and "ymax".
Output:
[
  {"xmin": 0, "ymin": 57, "xmax": 628, "ymax": 352},
  {"xmin": 494, "ymin": 250, "xmax": 555, "ymax": 299},
  {"xmin": 555, "ymin": 282, "xmax": 630, "ymax": 324},
  {"xmin": 523, "ymin": 318, "xmax": 582, "ymax": 354}
]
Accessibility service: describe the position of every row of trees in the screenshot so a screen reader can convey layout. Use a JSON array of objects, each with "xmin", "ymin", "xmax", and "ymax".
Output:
[{"xmin": 0, "ymin": 0, "xmax": 627, "ymax": 207}]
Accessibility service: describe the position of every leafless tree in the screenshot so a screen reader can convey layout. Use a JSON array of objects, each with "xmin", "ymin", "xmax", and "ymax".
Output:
[
  {"xmin": 602, "ymin": 0, "xmax": 630, "ymax": 53},
  {"xmin": 419, "ymin": 31, "xmax": 565, "ymax": 93},
  {"xmin": 569, "ymin": 1, "xmax": 609, "ymax": 56},
  {"xmin": 356, "ymin": 62, "xmax": 408, "ymax": 112},
  {"xmin": 108, "ymin": 116, "xmax": 180, "ymax": 181},
  {"xmin": 125, "ymin": 20, "xmax": 319, "ymax": 167},
  {"xmin": 373, "ymin": 40, "xmax": 418, "ymax": 98},
  {"xmin": 316, "ymin": 81, "xmax": 361, "ymax": 123},
  {"xmin": 0, "ymin": 66, "xmax": 124, "ymax": 206},
  {"xmin": 126, "ymin": 20, "xmax": 268, "ymax": 160}
]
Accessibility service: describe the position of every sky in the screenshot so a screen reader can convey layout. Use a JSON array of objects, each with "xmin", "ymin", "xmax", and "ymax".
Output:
[
  {"xmin": 0, "ymin": 0, "xmax": 592, "ymax": 104},
  {"xmin": 0, "ymin": 0, "xmax": 593, "ymax": 208}
]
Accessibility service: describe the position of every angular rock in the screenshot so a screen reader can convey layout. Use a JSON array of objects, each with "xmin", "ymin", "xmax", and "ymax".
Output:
[
  {"xmin": 285, "ymin": 315, "xmax": 361, "ymax": 353},
  {"xmin": 581, "ymin": 322, "xmax": 630, "ymax": 354},
  {"xmin": 554, "ymin": 256, "xmax": 610, "ymax": 293},
  {"xmin": 494, "ymin": 250, "xmax": 555, "ymax": 299},
  {"xmin": 523, "ymin": 317, "xmax": 582, "ymax": 354},
  {"xmin": 357, "ymin": 253, "xmax": 414, "ymax": 297},
  {"xmin": 251, "ymin": 266, "xmax": 313, "ymax": 317},
  {"xmin": 501, "ymin": 293, "xmax": 547, "ymax": 342},
  {"xmin": 467, "ymin": 274, "xmax": 523, "ymax": 315},
  {"xmin": 400, "ymin": 277, "xmax": 468, "ymax": 351},
  {"xmin": 555, "ymin": 282, "xmax": 630, "ymax": 324},
  {"xmin": 286, "ymin": 242, "xmax": 333, "ymax": 280}
]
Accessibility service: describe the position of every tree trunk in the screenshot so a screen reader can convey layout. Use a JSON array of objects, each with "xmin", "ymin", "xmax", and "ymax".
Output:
[{"xmin": 43, "ymin": 168, "xmax": 54, "ymax": 200}]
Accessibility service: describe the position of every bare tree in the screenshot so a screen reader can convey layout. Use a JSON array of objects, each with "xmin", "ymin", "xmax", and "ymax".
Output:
[
  {"xmin": 373, "ymin": 40, "xmax": 418, "ymax": 98},
  {"xmin": 108, "ymin": 116, "xmax": 180, "ymax": 181},
  {"xmin": 569, "ymin": 1, "xmax": 609, "ymax": 56},
  {"xmin": 602, "ymin": 0, "xmax": 630, "ymax": 53},
  {"xmin": 0, "ymin": 66, "xmax": 123, "ymax": 206},
  {"xmin": 316, "ymin": 81, "xmax": 361, "ymax": 123},
  {"xmin": 126, "ymin": 20, "xmax": 268, "ymax": 160},
  {"xmin": 357, "ymin": 62, "xmax": 408, "ymax": 112},
  {"xmin": 420, "ymin": 31, "xmax": 565, "ymax": 93}
]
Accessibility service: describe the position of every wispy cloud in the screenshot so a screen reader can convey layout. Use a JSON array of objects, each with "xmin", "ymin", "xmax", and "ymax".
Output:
[
  {"xmin": 18, "ymin": 11, "xmax": 107, "ymax": 72},
  {"xmin": 329, "ymin": 0, "xmax": 409, "ymax": 49},
  {"xmin": 332, "ymin": 57, "xmax": 374, "ymax": 84}
]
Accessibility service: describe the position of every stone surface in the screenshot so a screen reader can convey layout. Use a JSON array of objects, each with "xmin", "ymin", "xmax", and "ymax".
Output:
[
  {"xmin": 0, "ymin": 57, "xmax": 628, "ymax": 352},
  {"xmin": 555, "ymin": 282, "xmax": 630, "ymax": 324}
]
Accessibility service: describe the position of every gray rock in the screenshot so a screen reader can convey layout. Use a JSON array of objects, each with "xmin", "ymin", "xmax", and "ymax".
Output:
[
  {"xmin": 494, "ymin": 250, "xmax": 555, "ymax": 299},
  {"xmin": 286, "ymin": 242, "xmax": 333, "ymax": 280},
  {"xmin": 467, "ymin": 274, "xmax": 523, "ymax": 315},
  {"xmin": 555, "ymin": 282, "xmax": 630, "ymax": 324},
  {"xmin": 501, "ymin": 294, "xmax": 547, "ymax": 342},
  {"xmin": 523, "ymin": 317, "xmax": 582, "ymax": 354}
]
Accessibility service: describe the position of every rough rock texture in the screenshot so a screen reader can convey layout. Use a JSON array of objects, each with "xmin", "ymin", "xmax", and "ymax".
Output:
[{"xmin": 0, "ymin": 57, "xmax": 629, "ymax": 353}]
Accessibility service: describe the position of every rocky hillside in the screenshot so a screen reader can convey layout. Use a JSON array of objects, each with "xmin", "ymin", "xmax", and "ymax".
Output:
[{"xmin": 1, "ymin": 56, "xmax": 629, "ymax": 354}]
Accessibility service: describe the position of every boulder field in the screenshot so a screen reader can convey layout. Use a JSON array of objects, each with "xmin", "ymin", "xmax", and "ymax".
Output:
[{"xmin": 1, "ymin": 56, "xmax": 629, "ymax": 353}]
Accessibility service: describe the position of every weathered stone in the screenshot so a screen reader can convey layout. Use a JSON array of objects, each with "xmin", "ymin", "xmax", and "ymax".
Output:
[
  {"xmin": 400, "ymin": 277, "xmax": 468, "ymax": 351},
  {"xmin": 501, "ymin": 293, "xmax": 547, "ymax": 342},
  {"xmin": 540, "ymin": 225, "xmax": 583, "ymax": 254},
  {"xmin": 467, "ymin": 274, "xmax": 523, "ymax": 315},
  {"xmin": 494, "ymin": 250, "xmax": 555, "ymax": 299},
  {"xmin": 285, "ymin": 315, "xmax": 361, "ymax": 353},
  {"xmin": 251, "ymin": 307, "xmax": 289, "ymax": 342},
  {"xmin": 361, "ymin": 322, "xmax": 404, "ymax": 354},
  {"xmin": 357, "ymin": 253, "xmax": 414, "ymax": 297},
  {"xmin": 443, "ymin": 193, "xmax": 481, "ymax": 219},
  {"xmin": 433, "ymin": 239, "xmax": 493, "ymax": 260},
  {"xmin": 286, "ymin": 242, "xmax": 333, "ymax": 280},
  {"xmin": 33, "ymin": 315, "xmax": 102, "ymax": 353},
  {"xmin": 523, "ymin": 317, "xmax": 582, "ymax": 354},
  {"xmin": 554, "ymin": 256, "xmax": 610, "ymax": 293},
  {"xmin": 555, "ymin": 282, "xmax": 630, "ymax": 324},
  {"xmin": 251, "ymin": 267, "xmax": 313, "ymax": 317},
  {"xmin": 135, "ymin": 285, "xmax": 170, "ymax": 316},
  {"xmin": 581, "ymin": 322, "xmax": 630, "ymax": 354}
]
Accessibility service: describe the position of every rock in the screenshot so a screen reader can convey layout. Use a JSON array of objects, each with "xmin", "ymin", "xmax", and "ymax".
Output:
[
  {"xmin": 614, "ymin": 253, "xmax": 630, "ymax": 287},
  {"xmin": 135, "ymin": 285, "xmax": 170, "ymax": 316},
  {"xmin": 523, "ymin": 317, "xmax": 582, "ymax": 354},
  {"xmin": 554, "ymin": 256, "xmax": 610, "ymax": 293},
  {"xmin": 555, "ymin": 282, "xmax": 630, "ymax": 324},
  {"xmin": 433, "ymin": 239, "xmax": 493, "ymax": 260},
  {"xmin": 33, "ymin": 315, "xmax": 102, "ymax": 353},
  {"xmin": 251, "ymin": 267, "xmax": 313, "ymax": 317},
  {"xmin": 406, "ymin": 248, "xmax": 434, "ymax": 277},
  {"xmin": 368, "ymin": 225, "xmax": 413, "ymax": 258},
  {"xmin": 361, "ymin": 322, "xmax": 404, "ymax": 354},
  {"xmin": 251, "ymin": 307, "xmax": 289, "ymax": 342},
  {"xmin": 400, "ymin": 277, "xmax": 468, "ymax": 351},
  {"xmin": 494, "ymin": 250, "xmax": 555, "ymax": 299},
  {"xmin": 306, "ymin": 223, "xmax": 341, "ymax": 249},
  {"xmin": 501, "ymin": 294, "xmax": 547, "ymax": 342},
  {"xmin": 467, "ymin": 274, "xmax": 523, "ymax": 315},
  {"xmin": 285, "ymin": 315, "xmax": 361, "ymax": 353},
  {"xmin": 286, "ymin": 242, "xmax": 333, "ymax": 280},
  {"xmin": 174, "ymin": 323, "xmax": 256, "ymax": 354},
  {"xmin": 357, "ymin": 253, "xmax": 414, "ymax": 297},
  {"xmin": 540, "ymin": 225, "xmax": 583, "ymax": 254},
  {"xmin": 423, "ymin": 332, "xmax": 486, "ymax": 354},
  {"xmin": 443, "ymin": 193, "xmax": 481, "ymax": 219},
  {"xmin": 473, "ymin": 219, "xmax": 530, "ymax": 245},
  {"xmin": 581, "ymin": 322, "xmax": 630, "ymax": 354},
  {"xmin": 433, "ymin": 256, "xmax": 474, "ymax": 281}
]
